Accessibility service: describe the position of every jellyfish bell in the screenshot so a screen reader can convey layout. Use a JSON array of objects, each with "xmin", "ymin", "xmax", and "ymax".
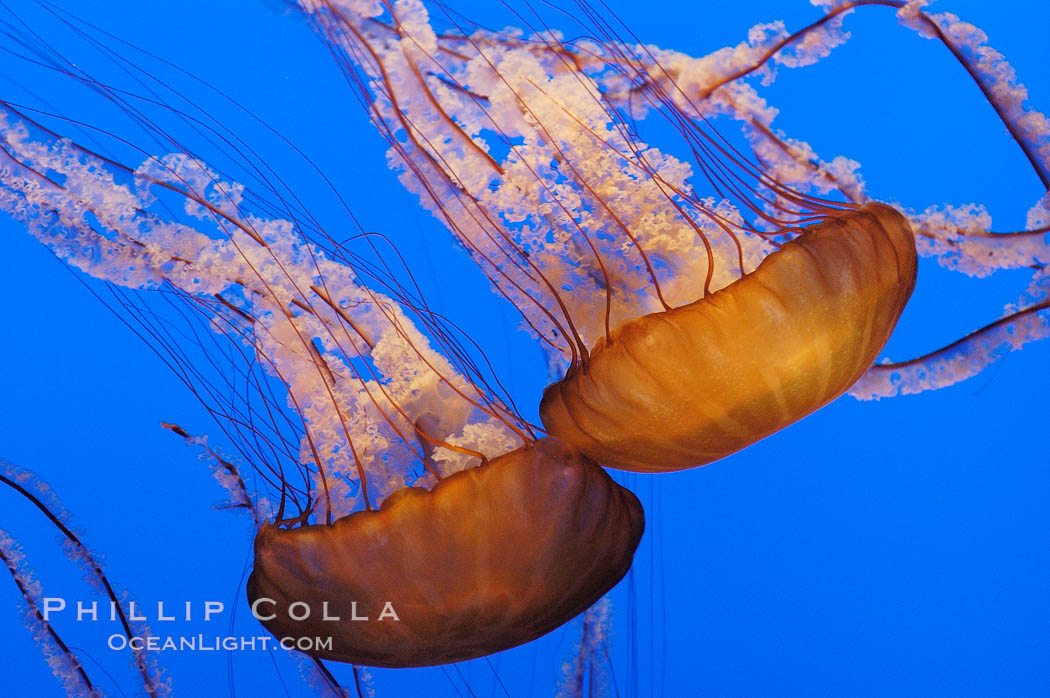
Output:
[
  {"xmin": 247, "ymin": 436, "xmax": 643, "ymax": 667},
  {"xmin": 539, "ymin": 202, "xmax": 918, "ymax": 472}
]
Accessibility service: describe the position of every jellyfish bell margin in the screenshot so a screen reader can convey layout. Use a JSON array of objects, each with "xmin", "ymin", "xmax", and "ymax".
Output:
[
  {"xmin": 246, "ymin": 436, "xmax": 644, "ymax": 668},
  {"xmin": 540, "ymin": 202, "xmax": 918, "ymax": 472}
]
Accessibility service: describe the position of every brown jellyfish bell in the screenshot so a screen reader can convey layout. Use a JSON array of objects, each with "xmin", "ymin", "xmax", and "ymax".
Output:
[
  {"xmin": 292, "ymin": 0, "xmax": 1047, "ymax": 473},
  {"xmin": 0, "ymin": 103, "xmax": 642, "ymax": 669},
  {"xmin": 247, "ymin": 436, "xmax": 642, "ymax": 667}
]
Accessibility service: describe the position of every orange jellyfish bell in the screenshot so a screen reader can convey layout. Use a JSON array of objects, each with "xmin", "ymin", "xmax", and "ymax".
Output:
[
  {"xmin": 246, "ymin": 437, "xmax": 644, "ymax": 668},
  {"xmin": 540, "ymin": 203, "xmax": 918, "ymax": 472}
]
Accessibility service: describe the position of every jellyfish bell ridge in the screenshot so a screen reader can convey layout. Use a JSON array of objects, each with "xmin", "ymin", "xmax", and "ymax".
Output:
[
  {"xmin": 246, "ymin": 436, "xmax": 644, "ymax": 668},
  {"xmin": 539, "ymin": 202, "xmax": 918, "ymax": 472}
]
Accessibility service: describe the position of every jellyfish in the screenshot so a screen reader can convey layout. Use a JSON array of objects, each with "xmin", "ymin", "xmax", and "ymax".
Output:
[
  {"xmin": 0, "ymin": 0, "xmax": 1047, "ymax": 695},
  {"xmin": 539, "ymin": 202, "xmax": 918, "ymax": 471},
  {"xmin": 0, "ymin": 88, "xmax": 642, "ymax": 681},
  {"xmin": 290, "ymin": 0, "xmax": 1049, "ymax": 472}
]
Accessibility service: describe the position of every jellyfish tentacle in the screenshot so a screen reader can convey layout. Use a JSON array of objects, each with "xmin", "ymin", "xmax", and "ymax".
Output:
[
  {"xmin": 851, "ymin": 297, "xmax": 1050, "ymax": 400},
  {"xmin": 895, "ymin": 2, "xmax": 1050, "ymax": 189},
  {"xmin": 0, "ymin": 533, "xmax": 97, "ymax": 696},
  {"xmin": 0, "ymin": 463, "xmax": 166, "ymax": 696}
]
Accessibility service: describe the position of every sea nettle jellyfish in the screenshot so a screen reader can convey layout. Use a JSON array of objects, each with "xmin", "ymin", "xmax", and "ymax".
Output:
[
  {"xmin": 0, "ymin": 98, "xmax": 643, "ymax": 674},
  {"xmin": 291, "ymin": 0, "xmax": 1049, "ymax": 472}
]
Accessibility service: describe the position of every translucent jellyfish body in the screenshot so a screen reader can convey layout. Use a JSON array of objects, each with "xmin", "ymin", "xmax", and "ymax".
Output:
[
  {"xmin": 295, "ymin": 0, "xmax": 1049, "ymax": 471},
  {"xmin": 0, "ymin": 107, "xmax": 643, "ymax": 668}
]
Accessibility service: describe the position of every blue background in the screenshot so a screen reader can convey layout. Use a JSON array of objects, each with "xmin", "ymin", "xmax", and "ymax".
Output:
[{"xmin": 0, "ymin": 1, "xmax": 1047, "ymax": 695}]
